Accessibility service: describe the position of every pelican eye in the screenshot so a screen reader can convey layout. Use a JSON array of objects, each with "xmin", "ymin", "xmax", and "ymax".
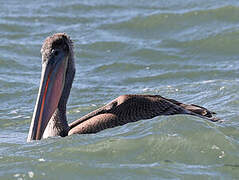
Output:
[{"xmin": 52, "ymin": 49, "xmax": 59, "ymax": 57}]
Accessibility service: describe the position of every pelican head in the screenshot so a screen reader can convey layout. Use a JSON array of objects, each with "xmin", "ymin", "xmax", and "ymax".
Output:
[{"xmin": 27, "ymin": 33, "xmax": 75, "ymax": 141}]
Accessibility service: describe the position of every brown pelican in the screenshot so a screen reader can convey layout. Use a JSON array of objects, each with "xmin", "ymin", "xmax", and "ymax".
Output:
[{"xmin": 27, "ymin": 33, "xmax": 219, "ymax": 141}]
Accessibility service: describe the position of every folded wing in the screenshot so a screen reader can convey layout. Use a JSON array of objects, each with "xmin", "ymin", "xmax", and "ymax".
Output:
[{"xmin": 68, "ymin": 95, "xmax": 219, "ymax": 135}]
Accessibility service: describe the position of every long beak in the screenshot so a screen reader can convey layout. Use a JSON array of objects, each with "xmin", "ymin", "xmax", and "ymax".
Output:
[{"xmin": 27, "ymin": 55, "xmax": 68, "ymax": 141}]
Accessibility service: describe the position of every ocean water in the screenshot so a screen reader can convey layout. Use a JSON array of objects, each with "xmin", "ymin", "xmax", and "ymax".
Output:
[{"xmin": 0, "ymin": 0, "xmax": 239, "ymax": 179}]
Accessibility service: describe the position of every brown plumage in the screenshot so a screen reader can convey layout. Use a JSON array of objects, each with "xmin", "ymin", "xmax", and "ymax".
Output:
[
  {"xmin": 68, "ymin": 95, "xmax": 218, "ymax": 135},
  {"xmin": 27, "ymin": 33, "xmax": 219, "ymax": 141}
]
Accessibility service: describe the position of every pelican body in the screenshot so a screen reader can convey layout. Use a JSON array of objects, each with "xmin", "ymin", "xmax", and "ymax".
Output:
[{"xmin": 27, "ymin": 33, "xmax": 219, "ymax": 141}]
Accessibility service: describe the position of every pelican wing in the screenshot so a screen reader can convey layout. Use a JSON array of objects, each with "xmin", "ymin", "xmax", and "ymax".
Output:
[{"xmin": 68, "ymin": 95, "xmax": 219, "ymax": 135}]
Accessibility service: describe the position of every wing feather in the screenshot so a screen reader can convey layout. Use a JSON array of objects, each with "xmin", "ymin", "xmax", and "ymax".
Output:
[{"xmin": 68, "ymin": 94, "xmax": 219, "ymax": 135}]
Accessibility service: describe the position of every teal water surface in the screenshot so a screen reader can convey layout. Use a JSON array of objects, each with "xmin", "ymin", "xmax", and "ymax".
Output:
[{"xmin": 0, "ymin": 0, "xmax": 239, "ymax": 179}]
